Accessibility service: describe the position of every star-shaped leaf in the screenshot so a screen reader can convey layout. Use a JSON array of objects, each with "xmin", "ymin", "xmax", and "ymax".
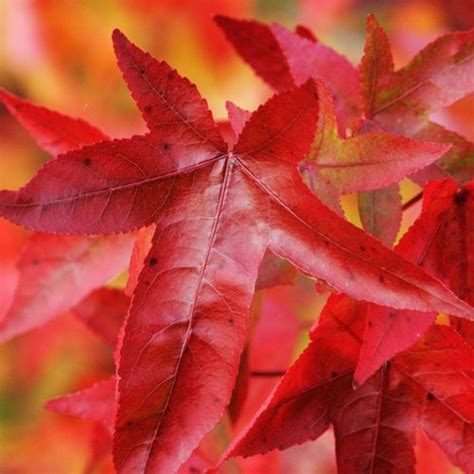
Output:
[{"xmin": 0, "ymin": 30, "xmax": 473, "ymax": 473}]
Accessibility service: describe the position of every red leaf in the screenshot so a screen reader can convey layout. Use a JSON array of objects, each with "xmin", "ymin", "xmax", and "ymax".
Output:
[
  {"xmin": 355, "ymin": 303, "xmax": 435, "ymax": 386},
  {"xmin": 1, "ymin": 31, "xmax": 473, "ymax": 474},
  {"xmin": 0, "ymin": 87, "xmax": 134, "ymax": 342},
  {"xmin": 0, "ymin": 219, "xmax": 25, "ymax": 321},
  {"xmin": 46, "ymin": 378, "xmax": 116, "ymax": 428},
  {"xmin": 225, "ymin": 101, "xmax": 251, "ymax": 148},
  {"xmin": 226, "ymin": 296, "xmax": 474, "ymax": 473},
  {"xmin": 0, "ymin": 233, "xmax": 133, "ymax": 342},
  {"xmin": 359, "ymin": 14, "xmax": 394, "ymax": 118},
  {"xmin": 354, "ymin": 179, "xmax": 473, "ymax": 383},
  {"xmin": 269, "ymin": 23, "xmax": 360, "ymax": 127},
  {"xmin": 0, "ymin": 89, "xmax": 108, "ymax": 156},
  {"xmin": 214, "ymin": 16, "xmax": 294, "ymax": 92},
  {"xmin": 361, "ymin": 16, "xmax": 474, "ymax": 135},
  {"xmin": 222, "ymin": 295, "xmax": 363, "ymax": 459},
  {"xmin": 216, "ymin": 16, "xmax": 360, "ymax": 127},
  {"xmin": 72, "ymin": 288, "xmax": 130, "ymax": 346}
]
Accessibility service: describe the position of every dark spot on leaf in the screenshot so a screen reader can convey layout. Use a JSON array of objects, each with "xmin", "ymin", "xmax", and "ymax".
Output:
[
  {"xmin": 368, "ymin": 321, "xmax": 373, "ymax": 328},
  {"xmin": 83, "ymin": 158, "xmax": 92, "ymax": 166},
  {"xmin": 144, "ymin": 105, "xmax": 152, "ymax": 114},
  {"xmin": 379, "ymin": 274, "xmax": 385, "ymax": 283},
  {"xmin": 126, "ymin": 421, "xmax": 133, "ymax": 427},
  {"xmin": 455, "ymin": 187, "xmax": 468, "ymax": 204},
  {"xmin": 139, "ymin": 67, "xmax": 146, "ymax": 74},
  {"xmin": 163, "ymin": 142, "xmax": 172, "ymax": 151},
  {"xmin": 228, "ymin": 318, "xmax": 234, "ymax": 325},
  {"xmin": 31, "ymin": 258, "xmax": 39, "ymax": 266},
  {"xmin": 388, "ymin": 312, "xmax": 395, "ymax": 319},
  {"xmin": 149, "ymin": 257, "xmax": 158, "ymax": 267},
  {"xmin": 331, "ymin": 371, "xmax": 338, "ymax": 378},
  {"xmin": 360, "ymin": 245, "xmax": 366, "ymax": 252},
  {"xmin": 427, "ymin": 392, "xmax": 435, "ymax": 401}
]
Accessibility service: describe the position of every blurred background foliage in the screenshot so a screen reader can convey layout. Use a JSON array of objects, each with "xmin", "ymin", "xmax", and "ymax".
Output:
[{"xmin": 0, "ymin": 1, "xmax": 472, "ymax": 472}]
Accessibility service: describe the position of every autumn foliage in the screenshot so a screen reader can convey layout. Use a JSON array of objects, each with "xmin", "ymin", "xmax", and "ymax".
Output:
[{"xmin": 1, "ymin": 5, "xmax": 474, "ymax": 474}]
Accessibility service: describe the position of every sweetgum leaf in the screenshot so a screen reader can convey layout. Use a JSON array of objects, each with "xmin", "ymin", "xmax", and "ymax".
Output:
[
  {"xmin": 304, "ymin": 81, "xmax": 450, "ymax": 199},
  {"xmin": 0, "ymin": 30, "xmax": 473, "ymax": 474},
  {"xmin": 0, "ymin": 232, "xmax": 133, "ymax": 342},
  {"xmin": 225, "ymin": 295, "xmax": 474, "ymax": 473},
  {"xmin": 0, "ymin": 91, "xmax": 134, "ymax": 342},
  {"xmin": 0, "ymin": 88, "xmax": 108, "ymax": 156},
  {"xmin": 214, "ymin": 16, "xmax": 295, "ymax": 92},
  {"xmin": 355, "ymin": 177, "xmax": 474, "ymax": 383},
  {"xmin": 361, "ymin": 15, "xmax": 474, "ymax": 135},
  {"xmin": 215, "ymin": 15, "xmax": 360, "ymax": 127}
]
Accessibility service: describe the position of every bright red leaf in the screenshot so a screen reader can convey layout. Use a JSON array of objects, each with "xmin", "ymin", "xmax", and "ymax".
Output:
[
  {"xmin": 225, "ymin": 294, "xmax": 474, "ymax": 473},
  {"xmin": 0, "ymin": 90, "xmax": 135, "ymax": 342},
  {"xmin": 1, "ymin": 28, "xmax": 474, "ymax": 474},
  {"xmin": 0, "ymin": 88, "xmax": 108, "ymax": 156}
]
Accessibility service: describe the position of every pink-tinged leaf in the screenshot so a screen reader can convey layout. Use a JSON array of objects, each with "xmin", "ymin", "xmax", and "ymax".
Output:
[
  {"xmin": 398, "ymin": 327, "xmax": 474, "ymax": 473},
  {"xmin": 72, "ymin": 288, "xmax": 130, "ymax": 347},
  {"xmin": 216, "ymin": 16, "xmax": 360, "ymax": 126},
  {"xmin": 46, "ymin": 378, "xmax": 116, "ymax": 428},
  {"xmin": 112, "ymin": 77, "xmax": 318, "ymax": 474},
  {"xmin": 305, "ymin": 81, "xmax": 450, "ymax": 195},
  {"xmin": 214, "ymin": 16, "xmax": 294, "ymax": 92},
  {"xmin": 357, "ymin": 184, "xmax": 402, "ymax": 247},
  {"xmin": 355, "ymin": 179, "xmax": 474, "ymax": 383},
  {"xmin": 222, "ymin": 295, "xmax": 363, "ymax": 460},
  {"xmin": 354, "ymin": 179, "xmax": 470, "ymax": 383},
  {"xmin": 362, "ymin": 18, "xmax": 474, "ymax": 134},
  {"xmin": 269, "ymin": 23, "xmax": 360, "ymax": 127},
  {"xmin": 232, "ymin": 286, "xmax": 301, "ymax": 431},
  {"xmin": 359, "ymin": 14, "xmax": 394, "ymax": 117},
  {"xmin": 0, "ymin": 88, "xmax": 108, "ymax": 156},
  {"xmin": 225, "ymin": 101, "xmax": 251, "ymax": 148},
  {"xmin": 227, "ymin": 297, "xmax": 474, "ymax": 473},
  {"xmin": 413, "ymin": 122, "xmax": 474, "ymax": 185},
  {"xmin": 125, "ymin": 225, "xmax": 155, "ymax": 297},
  {"xmin": 0, "ymin": 233, "xmax": 133, "ymax": 342}
]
